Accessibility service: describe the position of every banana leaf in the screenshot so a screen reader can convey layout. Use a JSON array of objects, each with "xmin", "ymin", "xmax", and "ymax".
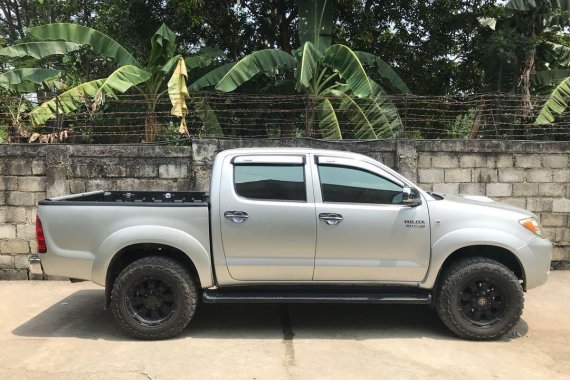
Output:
[
  {"xmin": 354, "ymin": 51, "xmax": 411, "ymax": 94},
  {"xmin": 148, "ymin": 23, "xmax": 177, "ymax": 69},
  {"xmin": 29, "ymin": 65, "xmax": 151, "ymax": 125},
  {"xmin": 532, "ymin": 69, "xmax": 570, "ymax": 89},
  {"xmin": 189, "ymin": 62, "xmax": 236, "ymax": 91},
  {"xmin": 191, "ymin": 97, "xmax": 223, "ymax": 136},
  {"xmin": 215, "ymin": 49, "xmax": 296, "ymax": 92},
  {"xmin": 536, "ymin": 76, "xmax": 570, "ymax": 124},
  {"xmin": 326, "ymin": 89, "xmax": 377, "ymax": 139},
  {"xmin": 545, "ymin": 42, "xmax": 570, "ymax": 67},
  {"xmin": 186, "ymin": 47, "xmax": 225, "ymax": 69},
  {"xmin": 0, "ymin": 68, "xmax": 61, "ymax": 90},
  {"xmin": 322, "ymin": 45, "xmax": 373, "ymax": 98},
  {"xmin": 295, "ymin": 41, "xmax": 323, "ymax": 89},
  {"xmin": 316, "ymin": 97, "xmax": 342, "ymax": 139},
  {"xmin": 27, "ymin": 23, "xmax": 140, "ymax": 67},
  {"xmin": 0, "ymin": 41, "xmax": 81, "ymax": 59}
]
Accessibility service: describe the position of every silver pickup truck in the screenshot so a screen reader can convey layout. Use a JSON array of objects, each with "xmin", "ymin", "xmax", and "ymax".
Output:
[{"xmin": 31, "ymin": 148, "xmax": 552, "ymax": 340}]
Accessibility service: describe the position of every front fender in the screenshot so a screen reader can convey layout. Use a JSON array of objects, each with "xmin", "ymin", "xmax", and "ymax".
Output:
[
  {"xmin": 420, "ymin": 228, "xmax": 528, "ymax": 289},
  {"xmin": 91, "ymin": 225, "xmax": 213, "ymax": 288}
]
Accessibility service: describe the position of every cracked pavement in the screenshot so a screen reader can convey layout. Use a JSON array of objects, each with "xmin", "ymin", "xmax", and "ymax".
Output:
[{"xmin": 0, "ymin": 271, "xmax": 569, "ymax": 380}]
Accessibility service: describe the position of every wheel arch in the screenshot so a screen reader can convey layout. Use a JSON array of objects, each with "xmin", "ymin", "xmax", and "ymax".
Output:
[
  {"xmin": 91, "ymin": 225, "xmax": 214, "ymax": 308},
  {"xmin": 104, "ymin": 243, "xmax": 203, "ymax": 309},
  {"xmin": 426, "ymin": 245, "xmax": 527, "ymax": 308},
  {"xmin": 422, "ymin": 228, "xmax": 529, "ymax": 292},
  {"xmin": 435, "ymin": 245, "xmax": 526, "ymax": 292}
]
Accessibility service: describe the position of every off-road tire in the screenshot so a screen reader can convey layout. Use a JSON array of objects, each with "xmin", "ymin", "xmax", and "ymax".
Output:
[
  {"xmin": 435, "ymin": 257, "xmax": 524, "ymax": 340},
  {"xmin": 111, "ymin": 256, "xmax": 198, "ymax": 340}
]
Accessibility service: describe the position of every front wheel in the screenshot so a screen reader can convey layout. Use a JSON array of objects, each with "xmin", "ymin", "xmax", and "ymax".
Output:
[
  {"xmin": 111, "ymin": 256, "xmax": 198, "ymax": 340},
  {"xmin": 436, "ymin": 257, "xmax": 524, "ymax": 340}
]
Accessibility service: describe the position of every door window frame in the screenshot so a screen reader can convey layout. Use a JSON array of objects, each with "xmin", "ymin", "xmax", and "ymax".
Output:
[
  {"xmin": 230, "ymin": 154, "xmax": 311, "ymax": 203},
  {"xmin": 312, "ymin": 155, "xmax": 409, "ymax": 206}
]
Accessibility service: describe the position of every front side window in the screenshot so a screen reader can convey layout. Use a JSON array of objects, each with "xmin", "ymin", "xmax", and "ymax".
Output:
[
  {"xmin": 234, "ymin": 164, "xmax": 306, "ymax": 201},
  {"xmin": 318, "ymin": 165, "xmax": 403, "ymax": 204}
]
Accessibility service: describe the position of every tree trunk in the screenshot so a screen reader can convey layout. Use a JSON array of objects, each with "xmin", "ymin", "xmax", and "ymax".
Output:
[
  {"xmin": 305, "ymin": 95, "xmax": 315, "ymax": 137},
  {"xmin": 469, "ymin": 101, "xmax": 484, "ymax": 139},
  {"xmin": 520, "ymin": 50, "xmax": 535, "ymax": 121},
  {"xmin": 144, "ymin": 109, "xmax": 158, "ymax": 143},
  {"xmin": 7, "ymin": 121, "xmax": 28, "ymax": 143}
]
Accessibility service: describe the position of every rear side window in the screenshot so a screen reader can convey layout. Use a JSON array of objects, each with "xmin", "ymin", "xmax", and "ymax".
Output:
[
  {"xmin": 318, "ymin": 165, "xmax": 403, "ymax": 204},
  {"xmin": 234, "ymin": 164, "xmax": 306, "ymax": 201}
]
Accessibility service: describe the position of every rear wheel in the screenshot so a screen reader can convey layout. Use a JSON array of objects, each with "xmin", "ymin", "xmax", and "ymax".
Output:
[
  {"xmin": 436, "ymin": 257, "xmax": 523, "ymax": 340},
  {"xmin": 111, "ymin": 256, "xmax": 198, "ymax": 340}
]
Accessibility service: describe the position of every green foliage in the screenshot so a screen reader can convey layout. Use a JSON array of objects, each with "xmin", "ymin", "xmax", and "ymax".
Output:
[
  {"xmin": 316, "ymin": 98, "xmax": 341, "ymax": 139},
  {"xmin": 215, "ymin": 50, "xmax": 297, "ymax": 92},
  {"xmin": 0, "ymin": 126, "xmax": 7, "ymax": 143},
  {"xmin": 0, "ymin": 68, "xmax": 62, "ymax": 92},
  {"xmin": 191, "ymin": 0, "xmax": 407, "ymax": 139},
  {"xmin": 322, "ymin": 44, "xmax": 374, "ymax": 97},
  {"xmin": 354, "ymin": 51, "xmax": 411, "ymax": 94},
  {"xmin": 298, "ymin": 0, "xmax": 333, "ymax": 51},
  {"xmin": 536, "ymin": 77, "xmax": 570, "ymax": 123},
  {"xmin": 0, "ymin": 21, "xmax": 224, "ymax": 141},
  {"xmin": 28, "ymin": 23, "xmax": 140, "ymax": 67},
  {"xmin": 0, "ymin": 41, "xmax": 81, "ymax": 59},
  {"xmin": 448, "ymin": 108, "xmax": 476, "ymax": 139},
  {"xmin": 29, "ymin": 65, "xmax": 151, "ymax": 126},
  {"xmin": 296, "ymin": 42, "xmax": 322, "ymax": 89},
  {"xmin": 189, "ymin": 63, "xmax": 236, "ymax": 91}
]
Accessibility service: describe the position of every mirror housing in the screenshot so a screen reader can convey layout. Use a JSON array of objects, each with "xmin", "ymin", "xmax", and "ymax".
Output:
[{"xmin": 402, "ymin": 186, "xmax": 422, "ymax": 207}]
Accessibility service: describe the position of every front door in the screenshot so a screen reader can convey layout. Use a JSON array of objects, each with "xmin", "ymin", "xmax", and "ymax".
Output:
[
  {"xmin": 313, "ymin": 156, "xmax": 431, "ymax": 282},
  {"xmin": 219, "ymin": 154, "xmax": 316, "ymax": 281}
]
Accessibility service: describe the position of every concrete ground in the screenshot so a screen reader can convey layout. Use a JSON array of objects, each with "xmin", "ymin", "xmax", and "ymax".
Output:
[{"xmin": 0, "ymin": 272, "xmax": 569, "ymax": 380}]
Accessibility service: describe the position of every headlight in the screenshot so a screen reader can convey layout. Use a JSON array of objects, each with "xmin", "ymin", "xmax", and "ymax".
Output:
[{"xmin": 519, "ymin": 217, "xmax": 544, "ymax": 238}]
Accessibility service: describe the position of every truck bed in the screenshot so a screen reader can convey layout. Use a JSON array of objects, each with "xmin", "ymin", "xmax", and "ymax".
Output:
[
  {"xmin": 39, "ymin": 190, "xmax": 209, "ymax": 206},
  {"xmin": 36, "ymin": 190, "xmax": 212, "ymax": 283}
]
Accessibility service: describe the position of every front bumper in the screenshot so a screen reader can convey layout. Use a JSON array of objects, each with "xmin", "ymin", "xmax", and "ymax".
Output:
[
  {"xmin": 29, "ymin": 254, "xmax": 44, "ymax": 276},
  {"xmin": 516, "ymin": 237, "xmax": 552, "ymax": 290}
]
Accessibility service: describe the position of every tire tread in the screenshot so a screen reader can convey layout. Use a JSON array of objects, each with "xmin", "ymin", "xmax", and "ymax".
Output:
[
  {"xmin": 111, "ymin": 256, "xmax": 198, "ymax": 340},
  {"xmin": 436, "ymin": 257, "xmax": 524, "ymax": 340}
]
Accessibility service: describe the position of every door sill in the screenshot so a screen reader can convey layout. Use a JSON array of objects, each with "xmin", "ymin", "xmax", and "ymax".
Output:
[{"xmin": 202, "ymin": 286, "xmax": 432, "ymax": 304}]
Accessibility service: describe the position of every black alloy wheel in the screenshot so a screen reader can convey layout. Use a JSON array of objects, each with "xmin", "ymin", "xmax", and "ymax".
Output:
[
  {"xmin": 126, "ymin": 277, "xmax": 177, "ymax": 327},
  {"xmin": 458, "ymin": 278, "xmax": 507, "ymax": 327},
  {"xmin": 436, "ymin": 257, "xmax": 524, "ymax": 340},
  {"xmin": 111, "ymin": 256, "xmax": 198, "ymax": 340}
]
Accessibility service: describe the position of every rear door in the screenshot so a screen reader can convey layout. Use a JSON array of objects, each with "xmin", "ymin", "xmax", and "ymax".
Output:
[
  {"xmin": 219, "ymin": 154, "xmax": 316, "ymax": 281},
  {"xmin": 312, "ymin": 155, "xmax": 431, "ymax": 282}
]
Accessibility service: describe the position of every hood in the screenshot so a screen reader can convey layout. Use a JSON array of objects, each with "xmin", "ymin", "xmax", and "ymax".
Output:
[{"xmin": 431, "ymin": 193, "xmax": 535, "ymax": 218}]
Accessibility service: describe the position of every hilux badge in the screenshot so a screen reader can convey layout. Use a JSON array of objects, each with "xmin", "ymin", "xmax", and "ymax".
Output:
[{"xmin": 405, "ymin": 219, "xmax": 426, "ymax": 228}]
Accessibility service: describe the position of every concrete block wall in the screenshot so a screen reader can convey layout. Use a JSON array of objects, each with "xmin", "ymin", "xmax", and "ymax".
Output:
[
  {"xmin": 0, "ymin": 146, "xmax": 46, "ymax": 279},
  {"xmin": 414, "ymin": 141, "xmax": 570, "ymax": 264},
  {"xmin": 0, "ymin": 139, "xmax": 568, "ymax": 279}
]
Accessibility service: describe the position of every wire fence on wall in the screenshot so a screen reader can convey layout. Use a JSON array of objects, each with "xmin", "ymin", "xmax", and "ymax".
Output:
[{"xmin": 1, "ymin": 92, "xmax": 569, "ymax": 144}]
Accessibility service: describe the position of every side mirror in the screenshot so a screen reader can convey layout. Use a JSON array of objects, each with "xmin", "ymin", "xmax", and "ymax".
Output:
[{"xmin": 402, "ymin": 186, "xmax": 422, "ymax": 207}]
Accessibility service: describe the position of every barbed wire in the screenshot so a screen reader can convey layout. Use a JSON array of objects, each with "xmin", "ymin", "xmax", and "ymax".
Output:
[{"xmin": 0, "ymin": 92, "xmax": 569, "ymax": 143}]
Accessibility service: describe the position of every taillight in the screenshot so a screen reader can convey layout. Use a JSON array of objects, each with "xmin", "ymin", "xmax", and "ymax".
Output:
[{"xmin": 36, "ymin": 215, "xmax": 47, "ymax": 253}]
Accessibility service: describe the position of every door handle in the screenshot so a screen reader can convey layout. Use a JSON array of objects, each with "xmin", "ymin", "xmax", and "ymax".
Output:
[
  {"xmin": 319, "ymin": 213, "xmax": 343, "ymax": 225},
  {"xmin": 224, "ymin": 211, "xmax": 249, "ymax": 223}
]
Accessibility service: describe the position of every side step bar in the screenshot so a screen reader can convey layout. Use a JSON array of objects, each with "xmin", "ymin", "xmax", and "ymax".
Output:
[{"xmin": 203, "ymin": 287, "xmax": 432, "ymax": 305}]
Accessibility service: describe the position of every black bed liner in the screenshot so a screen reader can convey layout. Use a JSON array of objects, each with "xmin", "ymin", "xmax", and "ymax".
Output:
[{"xmin": 38, "ymin": 190, "xmax": 209, "ymax": 207}]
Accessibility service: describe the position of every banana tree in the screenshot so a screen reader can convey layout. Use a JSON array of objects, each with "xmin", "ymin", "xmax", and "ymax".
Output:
[
  {"xmin": 0, "ymin": 65, "xmax": 67, "ymax": 142},
  {"xmin": 0, "ymin": 23, "xmax": 221, "ymax": 142},
  {"xmin": 190, "ymin": 0, "xmax": 409, "ymax": 139}
]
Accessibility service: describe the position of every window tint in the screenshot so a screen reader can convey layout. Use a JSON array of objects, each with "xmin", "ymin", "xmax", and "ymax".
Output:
[
  {"xmin": 318, "ymin": 165, "xmax": 403, "ymax": 204},
  {"xmin": 234, "ymin": 164, "xmax": 306, "ymax": 201}
]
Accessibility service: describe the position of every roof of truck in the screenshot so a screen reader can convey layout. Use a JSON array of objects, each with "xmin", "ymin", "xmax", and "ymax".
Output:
[{"xmin": 217, "ymin": 147, "xmax": 375, "ymax": 161}]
